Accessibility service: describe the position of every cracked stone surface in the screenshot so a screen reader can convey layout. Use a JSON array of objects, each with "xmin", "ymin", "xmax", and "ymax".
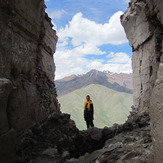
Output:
[{"xmin": 121, "ymin": 0, "xmax": 163, "ymax": 162}]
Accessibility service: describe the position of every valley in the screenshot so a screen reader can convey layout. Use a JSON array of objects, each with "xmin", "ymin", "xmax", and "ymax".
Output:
[{"xmin": 58, "ymin": 84, "xmax": 133, "ymax": 130}]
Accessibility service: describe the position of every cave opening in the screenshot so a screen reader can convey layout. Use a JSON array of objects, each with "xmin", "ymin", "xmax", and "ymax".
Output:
[
  {"xmin": 44, "ymin": 0, "xmax": 133, "ymax": 130},
  {"xmin": 0, "ymin": 0, "xmax": 157, "ymax": 162}
]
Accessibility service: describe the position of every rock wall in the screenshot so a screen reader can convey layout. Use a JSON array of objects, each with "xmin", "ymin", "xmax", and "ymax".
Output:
[
  {"xmin": 121, "ymin": 0, "xmax": 163, "ymax": 162},
  {"xmin": 0, "ymin": 0, "xmax": 59, "ymax": 162}
]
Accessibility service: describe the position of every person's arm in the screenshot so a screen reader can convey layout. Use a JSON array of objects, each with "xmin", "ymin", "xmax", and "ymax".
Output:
[
  {"xmin": 84, "ymin": 102, "xmax": 88, "ymax": 110},
  {"xmin": 84, "ymin": 102, "xmax": 87, "ymax": 120}
]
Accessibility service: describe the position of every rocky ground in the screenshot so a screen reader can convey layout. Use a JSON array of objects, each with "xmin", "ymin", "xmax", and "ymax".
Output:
[
  {"xmin": 66, "ymin": 109, "xmax": 153, "ymax": 163},
  {"xmin": 70, "ymin": 126, "xmax": 152, "ymax": 163},
  {"xmin": 15, "ymin": 108, "xmax": 153, "ymax": 163}
]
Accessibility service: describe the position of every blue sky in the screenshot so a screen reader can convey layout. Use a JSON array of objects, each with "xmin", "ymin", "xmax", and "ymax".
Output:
[{"xmin": 45, "ymin": 0, "xmax": 132, "ymax": 79}]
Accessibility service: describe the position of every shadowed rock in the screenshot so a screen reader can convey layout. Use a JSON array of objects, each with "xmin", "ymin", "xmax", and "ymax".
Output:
[{"xmin": 16, "ymin": 108, "xmax": 152, "ymax": 163}]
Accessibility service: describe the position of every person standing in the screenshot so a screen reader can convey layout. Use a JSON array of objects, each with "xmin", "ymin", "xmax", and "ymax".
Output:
[{"xmin": 84, "ymin": 95, "xmax": 94, "ymax": 129}]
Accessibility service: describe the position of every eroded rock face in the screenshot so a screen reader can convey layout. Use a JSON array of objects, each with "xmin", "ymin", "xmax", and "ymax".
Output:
[
  {"xmin": 121, "ymin": 0, "xmax": 163, "ymax": 162},
  {"xmin": 0, "ymin": 0, "xmax": 59, "ymax": 162}
]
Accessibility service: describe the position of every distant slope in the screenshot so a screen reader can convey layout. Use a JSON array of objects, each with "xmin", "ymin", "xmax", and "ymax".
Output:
[
  {"xmin": 58, "ymin": 84, "xmax": 133, "ymax": 130},
  {"xmin": 55, "ymin": 69, "xmax": 133, "ymax": 96},
  {"xmin": 106, "ymin": 72, "xmax": 133, "ymax": 90}
]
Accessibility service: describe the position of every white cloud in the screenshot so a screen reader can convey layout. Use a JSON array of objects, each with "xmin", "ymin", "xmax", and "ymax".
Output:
[
  {"xmin": 101, "ymin": 63, "xmax": 132, "ymax": 74},
  {"xmin": 57, "ymin": 11, "xmax": 128, "ymax": 47},
  {"xmin": 54, "ymin": 49, "xmax": 132, "ymax": 80},
  {"xmin": 87, "ymin": 52, "xmax": 132, "ymax": 74},
  {"xmin": 87, "ymin": 60, "xmax": 104, "ymax": 70},
  {"xmin": 54, "ymin": 11, "xmax": 131, "ymax": 80},
  {"xmin": 54, "ymin": 49, "xmax": 89, "ymax": 79},
  {"xmin": 72, "ymin": 44, "xmax": 105, "ymax": 56},
  {"xmin": 106, "ymin": 52, "xmax": 131, "ymax": 64},
  {"xmin": 49, "ymin": 10, "xmax": 66, "ymax": 19}
]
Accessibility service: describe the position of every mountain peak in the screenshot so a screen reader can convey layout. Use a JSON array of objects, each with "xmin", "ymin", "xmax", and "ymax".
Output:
[
  {"xmin": 86, "ymin": 69, "xmax": 104, "ymax": 77},
  {"xmin": 55, "ymin": 69, "xmax": 133, "ymax": 96}
]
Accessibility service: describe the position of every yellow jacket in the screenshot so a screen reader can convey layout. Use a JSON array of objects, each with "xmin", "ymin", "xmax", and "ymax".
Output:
[{"xmin": 84, "ymin": 100, "xmax": 93, "ymax": 111}]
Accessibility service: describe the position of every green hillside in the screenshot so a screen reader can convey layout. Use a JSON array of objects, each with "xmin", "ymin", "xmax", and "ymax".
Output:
[{"xmin": 58, "ymin": 84, "xmax": 133, "ymax": 130}]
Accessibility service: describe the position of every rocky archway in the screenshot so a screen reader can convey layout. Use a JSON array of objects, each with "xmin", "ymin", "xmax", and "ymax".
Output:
[{"xmin": 0, "ymin": 0, "xmax": 163, "ymax": 162}]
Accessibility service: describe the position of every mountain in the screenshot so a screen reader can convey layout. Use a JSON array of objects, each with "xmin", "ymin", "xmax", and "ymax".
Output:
[
  {"xmin": 105, "ymin": 71, "xmax": 133, "ymax": 90},
  {"xmin": 55, "ymin": 69, "xmax": 133, "ymax": 97},
  {"xmin": 56, "ymin": 70, "xmax": 133, "ymax": 130},
  {"xmin": 58, "ymin": 84, "xmax": 133, "ymax": 130}
]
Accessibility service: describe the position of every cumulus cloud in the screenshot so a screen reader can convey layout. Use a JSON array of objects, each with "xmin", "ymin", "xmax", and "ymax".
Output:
[
  {"xmin": 49, "ymin": 10, "xmax": 66, "ymax": 19},
  {"xmin": 54, "ymin": 50, "xmax": 132, "ymax": 79},
  {"xmin": 86, "ymin": 52, "xmax": 132, "ymax": 74},
  {"xmin": 54, "ymin": 11, "xmax": 131, "ymax": 79},
  {"xmin": 54, "ymin": 49, "xmax": 89, "ymax": 79},
  {"xmin": 57, "ymin": 11, "xmax": 128, "ymax": 47},
  {"xmin": 106, "ymin": 52, "xmax": 131, "ymax": 64}
]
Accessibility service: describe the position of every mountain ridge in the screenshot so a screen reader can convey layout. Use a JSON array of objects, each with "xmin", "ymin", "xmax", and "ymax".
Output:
[{"xmin": 55, "ymin": 69, "xmax": 133, "ymax": 96}]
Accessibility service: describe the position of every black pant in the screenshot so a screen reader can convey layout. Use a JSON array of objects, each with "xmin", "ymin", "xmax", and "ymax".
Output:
[{"xmin": 86, "ymin": 119, "xmax": 94, "ymax": 129}]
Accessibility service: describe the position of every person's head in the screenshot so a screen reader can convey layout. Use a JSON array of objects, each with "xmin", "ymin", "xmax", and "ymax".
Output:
[{"xmin": 86, "ymin": 95, "xmax": 90, "ymax": 101}]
